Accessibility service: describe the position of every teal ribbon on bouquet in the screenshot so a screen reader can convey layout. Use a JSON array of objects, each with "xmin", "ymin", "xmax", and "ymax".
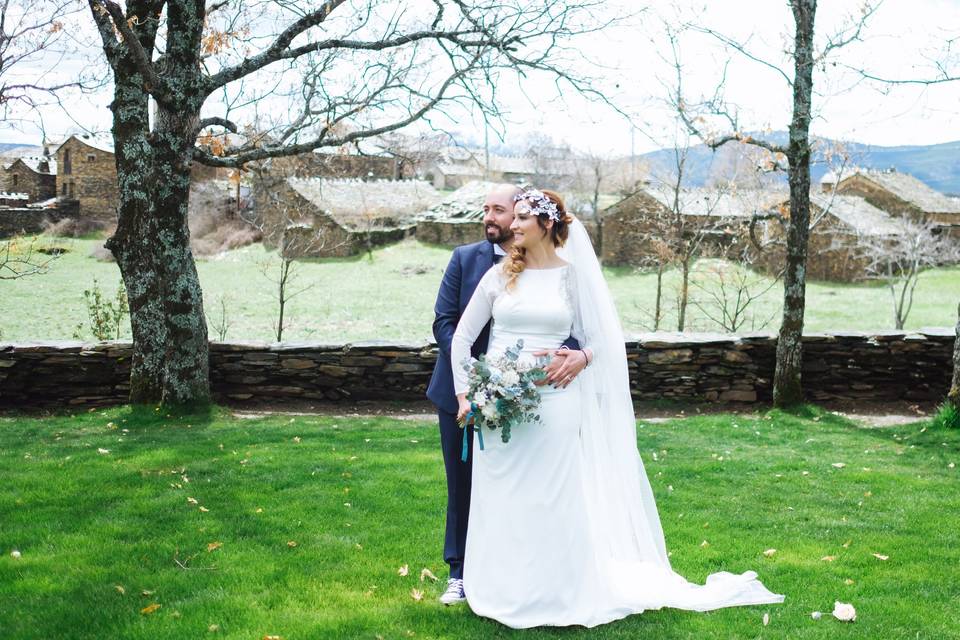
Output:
[{"xmin": 460, "ymin": 403, "xmax": 484, "ymax": 462}]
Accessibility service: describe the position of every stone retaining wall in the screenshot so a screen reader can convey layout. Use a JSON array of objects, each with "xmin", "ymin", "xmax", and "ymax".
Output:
[
  {"xmin": 0, "ymin": 203, "xmax": 76, "ymax": 238},
  {"xmin": 0, "ymin": 330, "xmax": 952, "ymax": 409}
]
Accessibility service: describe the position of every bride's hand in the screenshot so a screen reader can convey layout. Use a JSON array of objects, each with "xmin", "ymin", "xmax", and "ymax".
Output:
[
  {"xmin": 534, "ymin": 348, "xmax": 589, "ymax": 388},
  {"xmin": 456, "ymin": 394, "xmax": 473, "ymax": 424}
]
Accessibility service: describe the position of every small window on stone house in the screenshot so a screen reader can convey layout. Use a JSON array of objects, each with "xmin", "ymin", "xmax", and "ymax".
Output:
[
  {"xmin": 12, "ymin": 174, "xmax": 18, "ymax": 187},
  {"xmin": 86, "ymin": 153, "xmax": 96, "ymax": 162},
  {"xmin": 63, "ymin": 149, "xmax": 72, "ymax": 174},
  {"xmin": 61, "ymin": 183, "xmax": 67, "ymax": 196}
]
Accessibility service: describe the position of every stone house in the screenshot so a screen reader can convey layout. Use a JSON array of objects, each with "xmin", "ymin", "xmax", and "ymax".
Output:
[
  {"xmin": 834, "ymin": 169, "xmax": 960, "ymax": 235},
  {"xmin": 599, "ymin": 185, "xmax": 784, "ymax": 267},
  {"xmin": 54, "ymin": 133, "xmax": 119, "ymax": 221},
  {"xmin": 2, "ymin": 155, "xmax": 56, "ymax": 203},
  {"xmin": 255, "ymin": 177, "xmax": 440, "ymax": 257},
  {"xmin": 752, "ymin": 193, "xmax": 904, "ymax": 282},
  {"xmin": 414, "ymin": 180, "xmax": 497, "ymax": 246},
  {"xmin": 424, "ymin": 147, "xmax": 577, "ymax": 191}
]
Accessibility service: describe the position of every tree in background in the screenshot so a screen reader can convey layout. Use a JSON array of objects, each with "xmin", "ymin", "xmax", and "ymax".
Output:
[
  {"xmin": 80, "ymin": 0, "xmax": 609, "ymax": 406},
  {"xmin": 673, "ymin": 1, "xmax": 879, "ymax": 406}
]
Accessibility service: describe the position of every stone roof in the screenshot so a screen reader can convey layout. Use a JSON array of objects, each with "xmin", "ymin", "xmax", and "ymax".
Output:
[
  {"xmin": 810, "ymin": 193, "xmax": 903, "ymax": 236},
  {"xmin": 845, "ymin": 169, "xmax": 960, "ymax": 215},
  {"xmin": 287, "ymin": 177, "xmax": 441, "ymax": 228},
  {"xmin": 8, "ymin": 156, "xmax": 56, "ymax": 175},
  {"xmin": 417, "ymin": 180, "xmax": 501, "ymax": 221},
  {"xmin": 642, "ymin": 184, "xmax": 787, "ymax": 218},
  {"xmin": 58, "ymin": 133, "xmax": 115, "ymax": 155}
]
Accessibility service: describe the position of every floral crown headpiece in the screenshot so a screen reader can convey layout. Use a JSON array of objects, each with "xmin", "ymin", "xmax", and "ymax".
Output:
[{"xmin": 513, "ymin": 188, "xmax": 560, "ymax": 222}]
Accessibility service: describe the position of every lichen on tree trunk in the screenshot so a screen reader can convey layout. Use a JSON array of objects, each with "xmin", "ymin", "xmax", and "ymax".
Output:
[{"xmin": 773, "ymin": 0, "xmax": 817, "ymax": 408}]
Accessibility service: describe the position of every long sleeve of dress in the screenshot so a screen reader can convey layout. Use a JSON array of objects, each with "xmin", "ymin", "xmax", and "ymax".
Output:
[{"xmin": 450, "ymin": 266, "xmax": 502, "ymax": 396}]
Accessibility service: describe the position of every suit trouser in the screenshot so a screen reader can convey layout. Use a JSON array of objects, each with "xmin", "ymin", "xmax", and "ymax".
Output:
[{"xmin": 438, "ymin": 407, "xmax": 473, "ymax": 580}]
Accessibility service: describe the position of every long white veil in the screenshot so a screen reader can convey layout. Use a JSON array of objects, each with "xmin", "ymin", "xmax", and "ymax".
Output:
[{"xmin": 557, "ymin": 217, "xmax": 785, "ymax": 611}]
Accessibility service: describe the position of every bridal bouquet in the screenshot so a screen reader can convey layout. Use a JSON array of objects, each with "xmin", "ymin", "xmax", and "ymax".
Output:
[{"xmin": 459, "ymin": 339, "xmax": 549, "ymax": 450}]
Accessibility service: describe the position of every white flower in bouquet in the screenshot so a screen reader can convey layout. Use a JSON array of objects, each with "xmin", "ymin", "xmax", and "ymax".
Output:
[
  {"xmin": 473, "ymin": 392, "xmax": 488, "ymax": 408},
  {"xmin": 501, "ymin": 370, "xmax": 520, "ymax": 388},
  {"xmin": 482, "ymin": 402, "xmax": 499, "ymax": 421}
]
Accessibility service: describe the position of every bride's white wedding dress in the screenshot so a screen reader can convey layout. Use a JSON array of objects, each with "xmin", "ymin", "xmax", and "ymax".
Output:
[{"xmin": 449, "ymin": 221, "xmax": 785, "ymax": 629}]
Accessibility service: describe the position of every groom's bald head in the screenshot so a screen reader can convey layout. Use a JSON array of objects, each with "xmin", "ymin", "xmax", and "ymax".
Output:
[{"xmin": 482, "ymin": 184, "xmax": 521, "ymax": 245}]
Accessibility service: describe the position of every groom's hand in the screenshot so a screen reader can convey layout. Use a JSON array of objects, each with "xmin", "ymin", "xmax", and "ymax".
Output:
[{"xmin": 533, "ymin": 349, "xmax": 588, "ymax": 389}]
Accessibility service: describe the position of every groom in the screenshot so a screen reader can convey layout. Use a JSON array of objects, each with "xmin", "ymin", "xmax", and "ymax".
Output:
[{"xmin": 427, "ymin": 183, "xmax": 590, "ymax": 604}]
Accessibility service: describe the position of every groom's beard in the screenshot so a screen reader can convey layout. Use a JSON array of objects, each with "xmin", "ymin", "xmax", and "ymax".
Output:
[{"xmin": 485, "ymin": 224, "xmax": 513, "ymax": 244}]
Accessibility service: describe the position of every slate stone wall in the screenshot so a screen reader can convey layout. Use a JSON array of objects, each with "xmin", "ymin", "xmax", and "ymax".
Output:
[{"xmin": 1, "ymin": 330, "xmax": 952, "ymax": 409}]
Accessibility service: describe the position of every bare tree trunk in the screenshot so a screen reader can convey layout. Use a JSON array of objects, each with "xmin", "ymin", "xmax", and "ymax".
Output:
[
  {"xmin": 678, "ymin": 258, "xmax": 690, "ymax": 331},
  {"xmin": 654, "ymin": 262, "xmax": 664, "ymax": 331},
  {"xmin": 950, "ymin": 301, "xmax": 960, "ymax": 409},
  {"xmin": 773, "ymin": 0, "xmax": 816, "ymax": 407}
]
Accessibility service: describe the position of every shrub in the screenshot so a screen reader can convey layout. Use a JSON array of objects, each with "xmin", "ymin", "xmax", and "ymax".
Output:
[
  {"xmin": 931, "ymin": 402, "xmax": 960, "ymax": 430},
  {"xmin": 73, "ymin": 279, "xmax": 129, "ymax": 341}
]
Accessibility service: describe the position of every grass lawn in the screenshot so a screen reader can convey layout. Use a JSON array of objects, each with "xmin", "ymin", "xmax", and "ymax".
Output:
[
  {"xmin": 1, "ymin": 405, "xmax": 958, "ymax": 639},
  {"xmin": 2, "ymin": 234, "xmax": 959, "ymax": 343}
]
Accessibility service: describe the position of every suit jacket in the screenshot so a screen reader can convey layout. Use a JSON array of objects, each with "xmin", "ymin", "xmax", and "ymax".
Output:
[{"xmin": 427, "ymin": 240, "xmax": 579, "ymax": 414}]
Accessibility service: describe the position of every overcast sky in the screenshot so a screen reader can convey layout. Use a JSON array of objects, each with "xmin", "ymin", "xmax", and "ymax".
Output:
[{"xmin": 4, "ymin": 0, "xmax": 959, "ymax": 155}]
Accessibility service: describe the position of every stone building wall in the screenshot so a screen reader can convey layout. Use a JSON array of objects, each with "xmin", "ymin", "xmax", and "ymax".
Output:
[
  {"xmin": 750, "ymin": 213, "xmax": 874, "ymax": 282},
  {"xmin": 55, "ymin": 138, "xmax": 119, "ymax": 222},
  {"xmin": 600, "ymin": 192, "xmax": 750, "ymax": 268},
  {"xmin": 415, "ymin": 220, "xmax": 484, "ymax": 247},
  {"xmin": 836, "ymin": 175, "xmax": 922, "ymax": 220},
  {"xmin": 255, "ymin": 178, "xmax": 414, "ymax": 258},
  {"xmin": 1, "ymin": 330, "xmax": 952, "ymax": 409},
  {"xmin": 3, "ymin": 161, "xmax": 55, "ymax": 203}
]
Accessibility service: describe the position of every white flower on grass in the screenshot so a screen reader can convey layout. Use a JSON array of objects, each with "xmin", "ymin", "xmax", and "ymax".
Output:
[{"xmin": 832, "ymin": 601, "xmax": 856, "ymax": 622}]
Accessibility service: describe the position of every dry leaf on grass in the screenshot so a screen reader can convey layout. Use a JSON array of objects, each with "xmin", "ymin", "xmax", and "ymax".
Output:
[
  {"xmin": 140, "ymin": 603, "xmax": 161, "ymax": 615},
  {"xmin": 207, "ymin": 542, "xmax": 222, "ymax": 552},
  {"xmin": 10, "ymin": 550, "xmax": 21, "ymax": 559},
  {"xmin": 420, "ymin": 568, "xmax": 439, "ymax": 582},
  {"xmin": 287, "ymin": 541, "xmax": 298, "ymax": 548},
  {"xmin": 398, "ymin": 564, "xmax": 409, "ymax": 576},
  {"xmin": 821, "ymin": 555, "xmax": 836, "ymax": 562},
  {"xmin": 98, "ymin": 448, "xmax": 111, "ymax": 455},
  {"xmin": 199, "ymin": 506, "xmax": 210, "ymax": 513},
  {"xmin": 115, "ymin": 585, "xmax": 125, "ymax": 595},
  {"xmin": 872, "ymin": 553, "xmax": 889, "ymax": 560},
  {"xmin": 410, "ymin": 588, "xmax": 424, "ymax": 601},
  {"xmin": 762, "ymin": 612, "xmax": 769, "ymax": 626},
  {"xmin": 187, "ymin": 497, "xmax": 198, "ymax": 505},
  {"xmin": 763, "ymin": 548, "xmax": 777, "ymax": 557}
]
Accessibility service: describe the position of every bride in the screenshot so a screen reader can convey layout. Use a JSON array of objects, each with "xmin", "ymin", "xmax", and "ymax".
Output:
[{"xmin": 449, "ymin": 188, "xmax": 785, "ymax": 629}]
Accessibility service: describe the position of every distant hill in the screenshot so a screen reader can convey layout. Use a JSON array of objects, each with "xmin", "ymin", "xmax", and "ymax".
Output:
[{"xmin": 640, "ymin": 134, "xmax": 960, "ymax": 195}]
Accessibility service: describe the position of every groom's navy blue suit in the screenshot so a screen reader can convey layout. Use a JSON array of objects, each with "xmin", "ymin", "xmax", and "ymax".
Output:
[{"xmin": 427, "ymin": 240, "xmax": 579, "ymax": 579}]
